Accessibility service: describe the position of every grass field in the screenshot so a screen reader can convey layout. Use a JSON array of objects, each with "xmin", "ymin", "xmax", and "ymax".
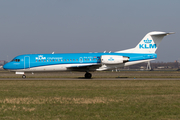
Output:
[
  {"xmin": 1, "ymin": 79, "xmax": 180, "ymax": 120},
  {"xmin": 1, "ymin": 71, "xmax": 180, "ymax": 119}
]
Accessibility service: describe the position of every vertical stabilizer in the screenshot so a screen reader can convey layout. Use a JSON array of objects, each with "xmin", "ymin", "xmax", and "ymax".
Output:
[{"xmin": 116, "ymin": 31, "xmax": 174, "ymax": 53}]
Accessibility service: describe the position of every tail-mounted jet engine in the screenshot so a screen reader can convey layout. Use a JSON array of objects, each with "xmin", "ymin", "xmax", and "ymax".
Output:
[{"xmin": 101, "ymin": 55, "xmax": 129, "ymax": 64}]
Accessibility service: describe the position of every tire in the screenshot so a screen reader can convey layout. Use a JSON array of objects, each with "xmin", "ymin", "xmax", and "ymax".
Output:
[
  {"xmin": 22, "ymin": 75, "xmax": 26, "ymax": 79},
  {"xmin": 85, "ymin": 73, "xmax": 92, "ymax": 79}
]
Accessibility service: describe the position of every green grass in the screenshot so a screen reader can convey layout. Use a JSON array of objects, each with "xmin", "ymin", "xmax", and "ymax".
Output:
[{"xmin": 0, "ymin": 80, "xmax": 180, "ymax": 120}]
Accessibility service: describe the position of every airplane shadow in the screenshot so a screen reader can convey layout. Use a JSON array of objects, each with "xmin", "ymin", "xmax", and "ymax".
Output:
[
  {"xmin": 77, "ymin": 77, "xmax": 129, "ymax": 79},
  {"xmin": 115, "ymin": 77, "xmax": 128, "ymax": 78},
  {"xmin": 77, "ymin": 77, "xmax": 93, "ymax": 79}
]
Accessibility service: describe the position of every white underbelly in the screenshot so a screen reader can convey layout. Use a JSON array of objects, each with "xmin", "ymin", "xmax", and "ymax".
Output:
[{"xmin": 15, "ymin": 64, "xmax": 67, "ymax": 72}]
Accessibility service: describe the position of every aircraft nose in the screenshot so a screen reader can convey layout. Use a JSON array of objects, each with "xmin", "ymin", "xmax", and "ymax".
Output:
[{"xmin": 3, "ymin": 63, "xmax": 11, "ymax": 70}]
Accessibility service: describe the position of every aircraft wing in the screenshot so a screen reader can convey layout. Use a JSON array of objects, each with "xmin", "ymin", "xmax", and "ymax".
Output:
[{"xmin": 67, "ymin": 63, "xmax": 101, "ymax": 72}]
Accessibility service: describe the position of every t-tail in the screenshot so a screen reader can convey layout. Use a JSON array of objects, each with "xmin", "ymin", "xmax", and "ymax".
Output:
[{"xmin": 116, "ymin": 31, "xmax": 174, "ymax": 53}]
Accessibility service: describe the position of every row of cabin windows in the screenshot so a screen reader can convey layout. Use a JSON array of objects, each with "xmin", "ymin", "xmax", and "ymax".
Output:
[{"xmin": 36, "ymin": 58, "xmax": 99, "ymax": 62}]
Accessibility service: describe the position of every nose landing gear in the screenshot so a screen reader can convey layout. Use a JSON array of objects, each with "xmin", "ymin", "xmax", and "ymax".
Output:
[
  {"xmin": 22, "ymin": 75, "xmax": 26, "ymax": 79},
  {"xmin": 84, "ymin": 72, "xmax": 92, "ymax": 79}
]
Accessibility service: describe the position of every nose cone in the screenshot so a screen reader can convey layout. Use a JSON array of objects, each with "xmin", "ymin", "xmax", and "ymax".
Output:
[{"xmin": 3, "ymin": 63, "xmax": 11, "ymax": 70}]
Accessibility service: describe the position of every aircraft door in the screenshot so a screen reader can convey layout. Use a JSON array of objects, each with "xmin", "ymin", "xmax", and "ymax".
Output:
[
  {"xmin": 79, "ymin": 57, "xmax": 83, "ymax": 63},
  {"xmin": 24, "ymin": 56, "xmax": 30, "ymax": 69}
]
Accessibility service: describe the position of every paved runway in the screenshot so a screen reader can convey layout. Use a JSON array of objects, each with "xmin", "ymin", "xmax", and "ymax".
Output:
[
  {"xmin": 0, "ymin": 78, "xmax": 180, "ymax": 80},
  {"xmin": 1, "ymin": 71, "xmax": 180, "ymax": 80}
]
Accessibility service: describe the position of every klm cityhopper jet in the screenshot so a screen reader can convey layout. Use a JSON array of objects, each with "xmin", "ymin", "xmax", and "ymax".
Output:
[{"xmin": 3, "ymin": 31, "xmax": 174, "ymax": 78}]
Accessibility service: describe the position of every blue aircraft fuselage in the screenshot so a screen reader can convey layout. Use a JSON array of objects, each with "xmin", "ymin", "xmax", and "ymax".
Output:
[{"xmin": 3, "ymin": 52, "xmax": 157, "ymax": 70}]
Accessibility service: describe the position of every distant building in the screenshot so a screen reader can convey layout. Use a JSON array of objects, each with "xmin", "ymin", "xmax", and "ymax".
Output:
[
  {"xmin": 0, "ymin": 60, "xmax": 7, "ymax": 66},
  {"xmin": 157, "ymin": 66, "xmax": 165, "ymax": 69}
]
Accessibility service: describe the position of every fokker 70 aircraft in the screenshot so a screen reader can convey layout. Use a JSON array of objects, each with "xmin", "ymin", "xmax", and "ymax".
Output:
[{"xmin": 3, "ymin": 31, "xmax": 174, "ymax": 78}]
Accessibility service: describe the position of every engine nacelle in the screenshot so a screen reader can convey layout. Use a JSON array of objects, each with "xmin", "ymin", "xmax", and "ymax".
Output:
[{"xmin": 101, "ymin": 55, "xmax": 129, "ymax": 64}]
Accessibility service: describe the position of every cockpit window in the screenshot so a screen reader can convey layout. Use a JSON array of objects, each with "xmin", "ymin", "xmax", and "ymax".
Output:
[{"xmin": 11, "ymin": 59, "xmax": 20, "ymax": 62}]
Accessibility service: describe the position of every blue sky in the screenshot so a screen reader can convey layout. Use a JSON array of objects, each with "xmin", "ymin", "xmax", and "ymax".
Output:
[{"xmin": 0, "ymin": 0, "xmax": 179, "ymax": 62}]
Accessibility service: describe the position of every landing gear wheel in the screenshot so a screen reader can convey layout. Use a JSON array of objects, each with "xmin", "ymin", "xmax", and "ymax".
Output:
[
  {"xmin": 22, "ymin": 75, "xmax": 26, "ymax": 79},
  {"xmin": 85, "ymin": 72, "xmax": 92, "ymax": 79}
]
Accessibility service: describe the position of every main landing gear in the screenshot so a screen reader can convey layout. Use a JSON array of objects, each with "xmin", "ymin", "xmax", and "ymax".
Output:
[{"xmin": 84, "ymin": 72, "xmax": 92, "ymax": 79}]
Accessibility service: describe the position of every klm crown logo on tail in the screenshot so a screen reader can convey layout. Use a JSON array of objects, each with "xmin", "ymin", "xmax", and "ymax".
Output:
[
  {"xmin": 144, "ymin": 39, "xmax": 152, "ymax": 43},
  {"xmin": 139, "ymin": 38, "xmax": 156, "ymax": 49}
]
